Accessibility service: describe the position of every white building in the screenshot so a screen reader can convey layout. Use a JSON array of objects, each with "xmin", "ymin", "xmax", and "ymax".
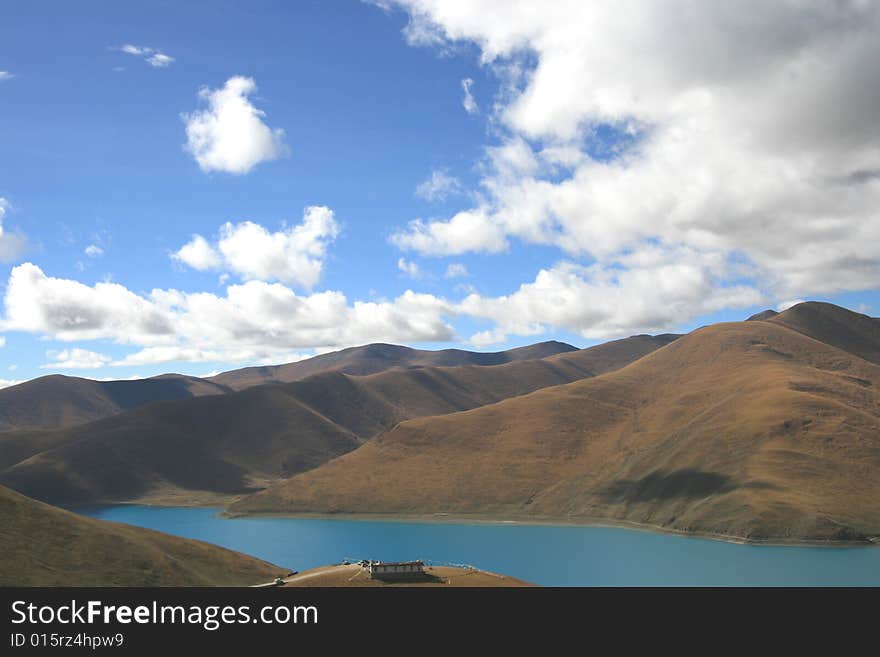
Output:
[{"xmin": 367, "ymin": 560, "xmax": 425, "ymax": 580}]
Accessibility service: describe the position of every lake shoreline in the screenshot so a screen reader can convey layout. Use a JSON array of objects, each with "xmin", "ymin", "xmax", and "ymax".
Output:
[
  {"xmin": 70, "ymin": 499, "xmax": 878, "ymax": 549},
  {"xmin": 221, "ymin": 509, "xmax": 878, "ymax": 549}
]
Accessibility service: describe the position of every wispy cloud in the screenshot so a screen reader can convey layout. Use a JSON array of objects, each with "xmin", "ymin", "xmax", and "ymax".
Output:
[
  {"xmin": 116, "ymin": 44, "xmax": 175, "ymax": 68},
  {"xmin": 415, "ymin": 169, "xmax": 463, "ymax": 202},
  {"xmin": 397, "ymin": 257, "xmax": 421, "ymax": 278},
  {"xmin": 0, "ymin": 71, "xmax": 14, "ymax": 81},
  {"xmin": 461, "ymin": 78, "xmax": 478, "ymax": 115}
]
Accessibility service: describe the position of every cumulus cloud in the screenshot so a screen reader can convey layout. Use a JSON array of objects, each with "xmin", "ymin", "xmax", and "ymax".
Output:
[
  {"xmin": 461, "ymin": 77, "xmax": 478, "ymax": 114},
  {"xmin": 118, "ymin": 44, "xmax": 175, "ymax": 68},
  {"xmin": 172, "ymin": 234, "xmax": 221, "ymax": 271},
  {"xmin": 391, "ymin": 208, "xmax": 507, "ymax": 256},
  {"xmin": 183, "ymin": 76, "xmax": 288, "ymax": 174},
  {"xmin": 0, "ymin": 198, "xmax": 27, "ymax": 263},
  {"xmin": 173, "ymin": 206, "xmax": 339, "ymax": 288},
  {"xmin": 0, "ymin": 263, "xmax": 455, "ymax": 367},
  {"xmin": 42, "ymin": 348, "xmax": 112, "ymax": 369},
  {"xmin": 460, "ymin": 252, "xmax": 763, "ymax": 345},
  {"xmin": 415, "ymin": 169, "xmax": 463, "ymax": 201},
  {"xmin": 0, "ymin": 379, "xmax": 23, "ymax": 389},
  {"xmin": 84, "ymin": 244, "xmax": 104, "ymax": 258},
  {"xmin": 383, "ymin": 1, "xmax": 880, "ymax": 306}
]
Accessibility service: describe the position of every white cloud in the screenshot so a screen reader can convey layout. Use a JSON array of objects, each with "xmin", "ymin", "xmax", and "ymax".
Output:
[
  {"xmin": 776, "ymin": 299, "xmax": 806, "ymax": 312},
  {"xmin": 445, "ymin": 263, "xmax": 468, "ymax": 278},
  {"xmin": 172, "ymin": 234, "xmax": 221, "ymax": 271},
  {"xmin": 460, "ymin": 252, "xmax": 763, "ymax": 344},
  {"xmin": 1, "ymin": 263, "xmax": 175, "ymax": 344},
  {"xmin": 173, "ymin": 206, "xmax": 339, "ymax": 288},
  {"xmin": 415, "ymin": 169, "xmax": 463, "ymax": 202},
  {"xmin": 383, "ymin": 1, "xmax": 880, "ymax": 305},
  {"xmin": 0, "ymin": 336, "xmax": 5, "ymax": 347},
  {"xmin": 391, "ymin": 207, "xmax": 507, "ymax": 256},
  {"xmin": 42, "ymin": 348, "xmax": 112, "ymax": 370},
  {"xmin": 0, "ymin": 197, "xmax": 27, "ymax": 263},
  {"xmin": 146, "ymin": 53, "xmax": 174, "ymax": 68},
  {"xmin": 397, "ymin": 257, "xmax": 421, "ymax": 278},
  {"xmin": 84, "ymin": 244, "xmax": 104, "ymax": 258},
  {"xmin": 461, "ymin": 77, "xmax": 478, "ymax": 114},
  {"xmin": 117, "ymin": 44, "xmax": 174, "ymax": 68},
  {"xmin": 1, "ymin": 263, "xmax": 455, "ymax": 367},
  {"xmin": 0, "ymin": 379, "xmax": 23, "ymax": 389},
  {"xmin": 0, "ymin": 71, "xmax": 13, "ymax": 81},
  {"xmin": 183, "ymin": 76, "xmax": 288, "ymax": 174}
]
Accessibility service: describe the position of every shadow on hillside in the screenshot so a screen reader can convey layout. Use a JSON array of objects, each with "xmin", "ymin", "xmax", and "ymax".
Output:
[{"xmin": 600, "ymin": 468, "xmax": 778, "ymax": 503}]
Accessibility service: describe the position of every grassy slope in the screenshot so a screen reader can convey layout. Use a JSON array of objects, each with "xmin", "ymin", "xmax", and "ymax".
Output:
[
  {"xmin": 0, "ymin": 342, "xmax": 578, "ymax": 432},
  {"xmin": 231, "ymin": 310, "xmax": 880, "ymax": 543},
  {"xmin": 0, "ymin": 485, "xmax": 285, "ymax": 586},
  {"xmin": 0, "ymin": 335, "xmax": 674, "ymax": 505},
  {"xmin": 0, "ymin": 374, "xmax": 229, "ymax": 432}
]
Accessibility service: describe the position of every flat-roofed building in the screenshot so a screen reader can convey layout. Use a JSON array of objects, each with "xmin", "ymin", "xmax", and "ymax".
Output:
[{"xmin": 367, "ymin": 560, "xmax": 425, "ymax": 580}]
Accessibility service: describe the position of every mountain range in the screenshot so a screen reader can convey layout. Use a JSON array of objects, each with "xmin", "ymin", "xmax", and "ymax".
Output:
[
  {"xmin": 0, "ymin": 335, "xmax": 675, "ymax": 505},
  {"xmin": 229, "ymin": 302, "xmax": 880, "ymax": 542},
  {"xmin": 1, "ymin": 301, "xmax": 878, "ymax": 544}
]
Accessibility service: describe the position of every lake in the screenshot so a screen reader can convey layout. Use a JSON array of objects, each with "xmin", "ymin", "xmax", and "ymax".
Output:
[{"xmin": 76, "ymin": 506, "xmax": 880, "ymax": 586}]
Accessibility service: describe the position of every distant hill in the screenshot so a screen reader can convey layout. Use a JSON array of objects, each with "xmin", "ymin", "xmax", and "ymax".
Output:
[
  {"xmin": 0, "ymin": 485, "xmax": 284, "ymax": 586},
  {"xmin": 0, "ymin": 335, "xmax": 674, "ymax": 506},
  {"xmin": 766, "ymin": 301, "xmax": 880, "ymax": 365},
  {"xmin": 208, "ymin": 341, "xmax": 579, "ymax": 390},
  {"xmin": 0, "ymin": 374, "xmax": 229, "ymax": 432},
  {"xmin": 0, "ymin": 341, "xmax": 578, "ymax": 432},
  {"xmin": 230, "ymin": 303, "xmax": 880, "ymax": 543},
  {"xmin": 746, "ymin": 309, "xmax": 779, "ymax": 321}
]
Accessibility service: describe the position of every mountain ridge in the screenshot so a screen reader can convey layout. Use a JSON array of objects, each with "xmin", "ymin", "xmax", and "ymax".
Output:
[
  {"xmin": 229, "ymin": 303, "xmax": 880, "ymax": 543},
  {"xmin": 0, "ymin": 334, "xmax": 675, "ymax": 505}
]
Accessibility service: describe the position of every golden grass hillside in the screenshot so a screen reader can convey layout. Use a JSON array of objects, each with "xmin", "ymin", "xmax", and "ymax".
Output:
[
  {"xmin": 0, "ymin": 374, "xmax": 228, "ymax": 432},
  {"xmin": 0, "ymin": 485, "xmax": 285, "ymax": 586},
  {"xmin": 0, "ymin": 341, "xmax": 578, "ymax": 432},
  {"xmin": 0, "ymin": 335, "xmax": 674, "ymax": 506},
  {"xmin": 231, "ymin": 306, "xmax": 880, "ymax": 543}
]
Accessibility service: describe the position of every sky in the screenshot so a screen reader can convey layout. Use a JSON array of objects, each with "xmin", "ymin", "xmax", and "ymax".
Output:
[{"xmin": 1, "ymin": 0, "xmax": 879, "ymax": 386}]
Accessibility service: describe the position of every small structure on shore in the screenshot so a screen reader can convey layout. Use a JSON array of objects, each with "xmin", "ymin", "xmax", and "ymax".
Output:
[{"xmin": 367, "ymin": 560, "xmax": 425, "ymax": 580}]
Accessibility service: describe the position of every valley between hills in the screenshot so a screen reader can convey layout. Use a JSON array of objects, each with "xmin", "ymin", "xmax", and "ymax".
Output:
[{"xmin": 1, "ymin": 301, "xmax": 879, "ymax": 548}]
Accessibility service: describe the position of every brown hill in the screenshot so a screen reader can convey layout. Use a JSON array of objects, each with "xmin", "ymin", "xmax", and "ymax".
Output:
[
  {"xmin": 766, "ymin": 301, "xmax": 880, "ymax": 365},
  {"xmin": 0, "ymin": 342, "xmax": 576, "ymax": 433},
  {"xmin": 277, "ymin": 563, "xmax": 533, "ymax": 587},
  {"xmin": 208, "ymin": 340, "xmax": 578, "ymax": 390},
  {"xmin": 0, "ymin": 485, "xmax": 285, "ymax": 586},
  {"xmin": 230, "ymin": 311, "xmax": 880, "ymax": 543},
  {"xmin": 746, "ymin": 309, "xmax": 778, "ymax": 321},
  {"xmin": 0, "ymin": 374, "xmax": 229, "ymax": 432},
  {"xmin": 0, "ymin": 335, "xmax": 674, "ymax": 506}
]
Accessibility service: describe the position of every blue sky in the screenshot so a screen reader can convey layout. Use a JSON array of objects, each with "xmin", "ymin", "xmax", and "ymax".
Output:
[{"xmin": 1, "ymin": 1, "xmax": 878, "ymax": 385}]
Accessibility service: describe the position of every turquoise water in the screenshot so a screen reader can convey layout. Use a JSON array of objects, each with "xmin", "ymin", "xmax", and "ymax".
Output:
[{"xmin": 76, "ymin": 506, "xmax": 880, "ymax": 586}]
